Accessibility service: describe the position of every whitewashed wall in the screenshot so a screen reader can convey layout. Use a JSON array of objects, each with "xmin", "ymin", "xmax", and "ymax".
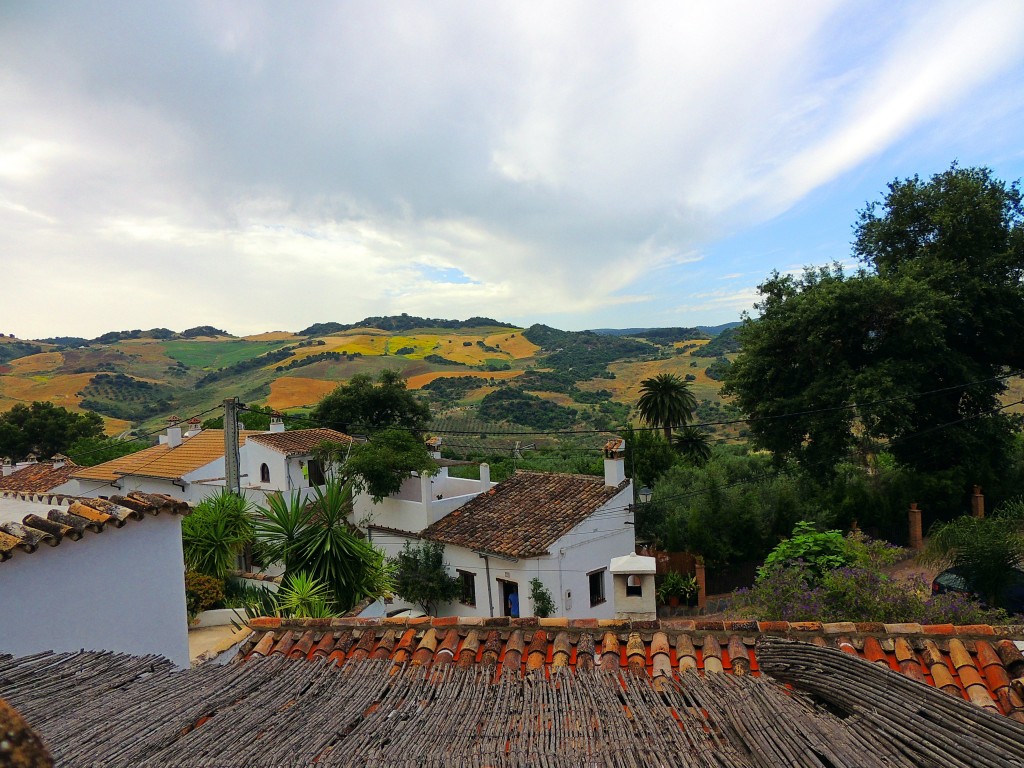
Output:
[
  {"xmin": 0, "ymin": 513, "xmax": 190, "ymax": 667},
  {"xmin": 376, "ymin": 483, "xmax": 635, "ymax": 619}
]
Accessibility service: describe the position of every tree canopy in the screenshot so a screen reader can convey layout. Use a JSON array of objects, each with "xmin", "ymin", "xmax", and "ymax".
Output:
[
  {"xmin": 725, "ymin": 165, "xmax": 1024, "ymax": 490},
  {"xmin": 0, "ymin": 402, "xmax": 104, "ymax": 462},
  {"xmin": 390, "ymin": 540, "xmax": 461, "ymax": 614},
  {"xmin": 311, "ymin": 369, "xmax": 430, "ymax": 435}
]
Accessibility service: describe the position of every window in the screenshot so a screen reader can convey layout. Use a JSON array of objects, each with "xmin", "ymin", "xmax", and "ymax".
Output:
[
  {"xmin": 458, "ymin": 570, "xmax": 476, "ymax": 606},
  {"xmin": 307, "ymin": 459, "xmax": 325, "ymax": 485},
  {"xmin": 260, "ymin": 463, "xmax": 270, "ymax": 483},
  {"xmin": 626, "ymin": 574, "xmax": 643, "ymax": 597},
  {"xmin": 589, "ymin": 569, "xmax": 606, "ymax": 606}
]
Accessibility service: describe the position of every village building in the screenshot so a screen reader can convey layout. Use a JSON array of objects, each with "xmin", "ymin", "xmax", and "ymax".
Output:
[
  {"xmin": 62, "ymin": 419, "xmax": 352, "ymax": 505},
  {"xmin": 0, "ymin": 455, "xmax": 79, "ymax": 493},
  {"xmin": 368, "ymin": 440, "xmax": 634, "ymax": 619},
  {"xmin": 0, "ymin": 490, "xmax": 191, "ymax": 666}
]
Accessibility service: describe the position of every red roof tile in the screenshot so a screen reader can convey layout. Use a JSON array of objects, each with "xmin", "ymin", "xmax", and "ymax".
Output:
[
  {"xmin": 420, "ymin": 470, "xmax": 630, "ymax": 557},
  {"xmin": 240, "ymin": 616, "xmax": 1024, "ymax": 722},
  {"xmin": 0, "ymin": 461, "xmax": 78, "ymax": 493},
  {"xmin": 246, "ymin": 428, "xmax": 353, "ymax": 456}
]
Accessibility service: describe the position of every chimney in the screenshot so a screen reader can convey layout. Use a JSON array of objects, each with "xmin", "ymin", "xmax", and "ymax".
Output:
[
  {"xmin": 2, "ymin": 460, "xmax": 12, "ymax": 477},
  {"xmin": 610, "ymin": 553, "xmax": 657, "ymax": 621},
  {"xmin": 269, "ymin": 412, "xmax": 285, "ymax": 433},
  {"xmin": 479, "ymin": 462, "xmax": 491, "ymax": 490},
  {"xmin": 52, "ymin": 454, "xmax": 67, "ymax": 470},
  {"xmin": 185, "ymin": 417, "xmax": 202, "ymax": 437},
  {"xmin": 162, "ymin": 415, "xmax": 181, "ymax": 445},
  {"xmin": 603, "ymin": 438, "xmax": 626, "ymax": 487},
  {"xmin": 166, "ymin": 426, "xmax": 182, "ymax": 448},
  {"xmin": 908, "ymin": 503, "xmax": 923, "ymax": 549}
]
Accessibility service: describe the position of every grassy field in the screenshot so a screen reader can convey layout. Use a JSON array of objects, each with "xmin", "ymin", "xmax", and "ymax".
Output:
[
  {"xmin": 483, "ymin": 332, "xmax": 539, "ymax": 358},
  {"xmin": 266, "ymin": 377, "xmax": 340, "ymax": 410},
  {"xmin": 163, "ymin": 339, "xmax": 290, "ymax": 369},
  {"xmin": 8, "ymin": 351, "xmax": 63, "ymax": 374}
]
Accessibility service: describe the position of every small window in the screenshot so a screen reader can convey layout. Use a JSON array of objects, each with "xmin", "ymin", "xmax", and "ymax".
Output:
[
  {"xmin": 589, "ymin": 569, "xmax": 606, "ymax": 607},
  {"xmin": 260, "ymin": 463, "xmax": 270, "ymax": 483},
  {"xmin": 307, "ymin": 459, "xmax": 325, "ymax": 485},
  {"xmin": 626, "ymin": 574, "xmax": 643, "ymax": 597},
  {"xmin": 458, "ymin": 570, "xmax": 476, "ymax": 606}
]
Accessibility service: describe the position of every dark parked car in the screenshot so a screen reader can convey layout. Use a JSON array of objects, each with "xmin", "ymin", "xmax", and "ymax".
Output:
[{"xmin": 931, "ymin": 565, "xmax": 1024, "ymax": 614}]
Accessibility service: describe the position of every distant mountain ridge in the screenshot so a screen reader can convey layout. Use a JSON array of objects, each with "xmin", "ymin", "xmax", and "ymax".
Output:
[{"xmin": 590, "ymin": 322, "xmax": 740, "ymax": 337}]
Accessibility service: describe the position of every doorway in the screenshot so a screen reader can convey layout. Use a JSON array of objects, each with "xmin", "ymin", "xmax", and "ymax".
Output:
[{"xmin": 499, "ymin": 579, "xmax": 519, "ymax": 617}]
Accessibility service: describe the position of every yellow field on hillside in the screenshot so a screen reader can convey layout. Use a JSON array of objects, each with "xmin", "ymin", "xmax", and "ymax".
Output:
[
  {"xmin": 244, "ymin": 331, "xmax": 299, "ymax": 341},
  {"xmin": 428, "ymin": 335, "xmax": 511, "ymax": 365},
  {"xmin": 385, "ymin": 335, "xmax": 441, "ymax": 358},
  {"xmin": 531, "ymin": 391, "xmax": 576, "ymax": 407},
  {"xmin": 8, "ymin": 352, "xmax": 64, "ymax": 373},
  {"xmin": 266, "ymin": 377, "xmax": 339, "ymax": 410},
  {"xmin": 484, "ymin": 332, "xmax": 538, "ymax": 358},
  {"xmin": 586, "ymin": 356, "xmax": 727, "ymax": 405},
  {"xmin": 404, "ymin": 370, "xmax": 522, "ymax": 390},
  {"xmin": 0, "ymin": 372, "xmax": 95, "ymax": 408}
]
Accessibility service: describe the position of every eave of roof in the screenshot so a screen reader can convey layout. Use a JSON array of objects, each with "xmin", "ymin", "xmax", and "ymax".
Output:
[{"xmin": 0, "ymin": 490, "xmax": 190, "ymax": 563}]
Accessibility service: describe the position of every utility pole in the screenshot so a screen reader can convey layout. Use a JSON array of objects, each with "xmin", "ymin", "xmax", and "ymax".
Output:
[{"xmin": 224, "ymin": 398, "xmax": 240, "ymax": 495}]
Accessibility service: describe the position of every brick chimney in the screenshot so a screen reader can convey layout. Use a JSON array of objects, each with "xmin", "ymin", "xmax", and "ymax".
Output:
[{"xmin": 603, "ymin": 438, "xmax": 626, "ymax": 487}]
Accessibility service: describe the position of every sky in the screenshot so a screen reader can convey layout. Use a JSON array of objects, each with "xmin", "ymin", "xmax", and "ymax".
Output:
[{"xmin": 3, "ymin": 1, "xmax": 1024, "ymax": 339}]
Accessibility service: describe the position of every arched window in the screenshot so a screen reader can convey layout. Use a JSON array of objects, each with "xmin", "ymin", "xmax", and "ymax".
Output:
[{"xmin": 260, "ymin": 463, "xmax": 270, "ymax": 483}]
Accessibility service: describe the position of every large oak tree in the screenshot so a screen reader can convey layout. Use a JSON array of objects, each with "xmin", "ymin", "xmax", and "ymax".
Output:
[{"xmin": 725, "ymin": 166, "xmax": 1024, "ymax": 489}]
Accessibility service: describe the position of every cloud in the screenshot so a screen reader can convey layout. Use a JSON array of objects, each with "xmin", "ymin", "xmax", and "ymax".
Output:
[{"xmin": 1, "ymin": 1, "xmax": 1022, "ymax": 337}]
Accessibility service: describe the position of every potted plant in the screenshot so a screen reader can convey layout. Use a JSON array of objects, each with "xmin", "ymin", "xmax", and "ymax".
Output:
[{"xmin": 657, "ymin": 570, "xmax": 699, "ymax": 608}]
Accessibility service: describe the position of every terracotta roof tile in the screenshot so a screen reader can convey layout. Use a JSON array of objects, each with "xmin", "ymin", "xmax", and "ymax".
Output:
[
  {"xmin": 72, "ymin": 430, "xmax": 257, "ymax": 482},
  {"xmin": 246, "ymin": 428, "xmax": 353, "ymax": 456},
  {"xmin": 0, "ymin": 461, "xmax": 79, "ymax": 493},
  {"xmin": 0, "ymin": 491, "xmax": 189, "ymax": 563},
  {"xmin": 238, "ymin": 616, "xmax": 1024, "ymax": 721},
  {"xmin": 419, "ymin": 470, "xmax": 629, "ymax": 558}
]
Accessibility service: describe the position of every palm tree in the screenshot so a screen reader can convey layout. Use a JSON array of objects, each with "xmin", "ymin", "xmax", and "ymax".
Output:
[
  {"xmin": 636, "ymin": 373, "xmax": 697, "ymax": 441},
  {"xmin": 671, "ymin": 426, "xmax": 712, "ymax": 465}
]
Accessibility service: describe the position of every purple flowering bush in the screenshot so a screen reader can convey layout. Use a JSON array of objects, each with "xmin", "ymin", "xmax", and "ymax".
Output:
[{"xmin": 731, "ymin": 529, "xmax": 1011, "ymax": 624}]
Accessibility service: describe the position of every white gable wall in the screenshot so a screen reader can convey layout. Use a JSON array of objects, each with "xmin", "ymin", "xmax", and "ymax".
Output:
[{"xmin": 0, "ymin": 512, "xmax": 190, "ymax": 667}]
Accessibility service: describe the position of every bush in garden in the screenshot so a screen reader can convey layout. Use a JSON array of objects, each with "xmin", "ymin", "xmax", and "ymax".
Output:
[{"xmin": 185, "ymin": 571, "xmax": 225, "ymax": 619}]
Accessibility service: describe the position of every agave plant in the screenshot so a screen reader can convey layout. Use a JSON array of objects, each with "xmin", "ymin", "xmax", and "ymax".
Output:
[{"xmin": 275, "ymin": 572, "xmax": 336, "ymax": 618}]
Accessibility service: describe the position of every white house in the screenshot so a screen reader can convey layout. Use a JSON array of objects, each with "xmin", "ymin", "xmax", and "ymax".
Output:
[
  {"xmin": 371, "ymin": 439, "xmax": 635, "ymax": 620},
  {"xmin": 63, "ymin": 421, "xmax": 352, "ymax": 506},
  {"xmin": 0, "ymin": 490, "xmax": 191, "ymax": 666}
]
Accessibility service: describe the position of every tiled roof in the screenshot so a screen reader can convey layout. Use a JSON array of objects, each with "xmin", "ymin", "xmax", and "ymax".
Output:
[
  {"xmin": 246, "ymin": 428, "xmax": 353, "ymax": 456},
  {"xmin": 240, "ymin": 616, "xmax": 1024, "ymax": 722},
  {"xmin": 420, "ymin": 470, "xmax": 630, "ymax": 558},
  {"xmin": 6, "ymin": 636, "xmax": 1024, "ymax": 766},
  {"xmin": 72, "ymin": 430, "xmax": 256, "ymax": 482},
  {"xmin": 0, "ymin": 460, "xmax": 78, "ymax": 492},
  {"xmin": 0, "ymin": 491, "xmax": 189, "ymax": 562}
]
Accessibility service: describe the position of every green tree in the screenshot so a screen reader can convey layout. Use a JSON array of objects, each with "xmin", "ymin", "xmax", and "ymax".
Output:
[
  {"xmin": 0, "ymin": 402, "xmax": 104, "ymax": 462},
  {"xmin": 725, "ymin": 165, "xmax": 1024, "ymax": 487},
  {"xmin": 391, "ymin": 540, "xmax": 461, "ymax": 614},
  {"xmin": 312, "ymin": 369, "xmax": 430, "ymax": 434},
  {"xmin": 635, "ymin": 373, "xmax": 697, "ymax": 441},
  {"xmin": 529, "ymin": 578, "xmax": 556, "ymax": 618},
  {"xmin": 66, "ymin": 435, "xmax": 147, "ymax": 467},
  {"xmin": 316, "ymin": 428, "xmax": 438, "ymax": 503},
  {"xmin": 619, "ymin": 425, "xmax": 677, "ymax": 489}
]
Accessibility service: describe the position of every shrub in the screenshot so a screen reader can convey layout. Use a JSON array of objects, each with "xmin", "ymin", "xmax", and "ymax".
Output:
[
  {"xmin": 181, "ymin": 491, "xmax": 254, "ymax": 578},
  {"xmin": 185, "ymin": 571, "xmax": 225, "ymax": 619},
  {"xmin": 529, "ymin": 578, "xmax": 556, "ymax": 618}
]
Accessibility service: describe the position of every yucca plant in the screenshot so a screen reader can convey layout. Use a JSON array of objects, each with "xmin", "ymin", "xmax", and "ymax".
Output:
[
  {"xmin": 275, "ymin": 572, "xmax": 336, "ymax": 618},
  {"xmin": 181, "ymin": 490, "xmax": 254, "ymax": 578}
]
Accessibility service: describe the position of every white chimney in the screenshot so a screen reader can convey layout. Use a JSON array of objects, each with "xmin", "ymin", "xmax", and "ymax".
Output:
[
  {"xmin": 603, "ymin": 438, "xmax": 626, "ymax": 487},
  {"xmin": 479, "ymin": 462, "xmax": 491, "ymax": 490},
  {"xmin": 610, "ymin": 553, "xmax": 657, "ymax": 622},
  {"xmin": 185, "ymin": 417, "xmax": 202, "ymax": 437},
  {"xmin": 52, "ymin": 454, "xmax": 66, "ymax": 470},
  {"xmin": 269, "ymin": 412, "xmax": 285, "ymax": 433},
  {"xmin": 425, "ymin": 436, "xmax": 442, "ymax": 459},
  {"xmin": 2, "ymin": 461, "xmax": 12, "ymax": 477},
  {"xmin": 166, "ymin": 426, "xmax": 182, "ymax": 448}
]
